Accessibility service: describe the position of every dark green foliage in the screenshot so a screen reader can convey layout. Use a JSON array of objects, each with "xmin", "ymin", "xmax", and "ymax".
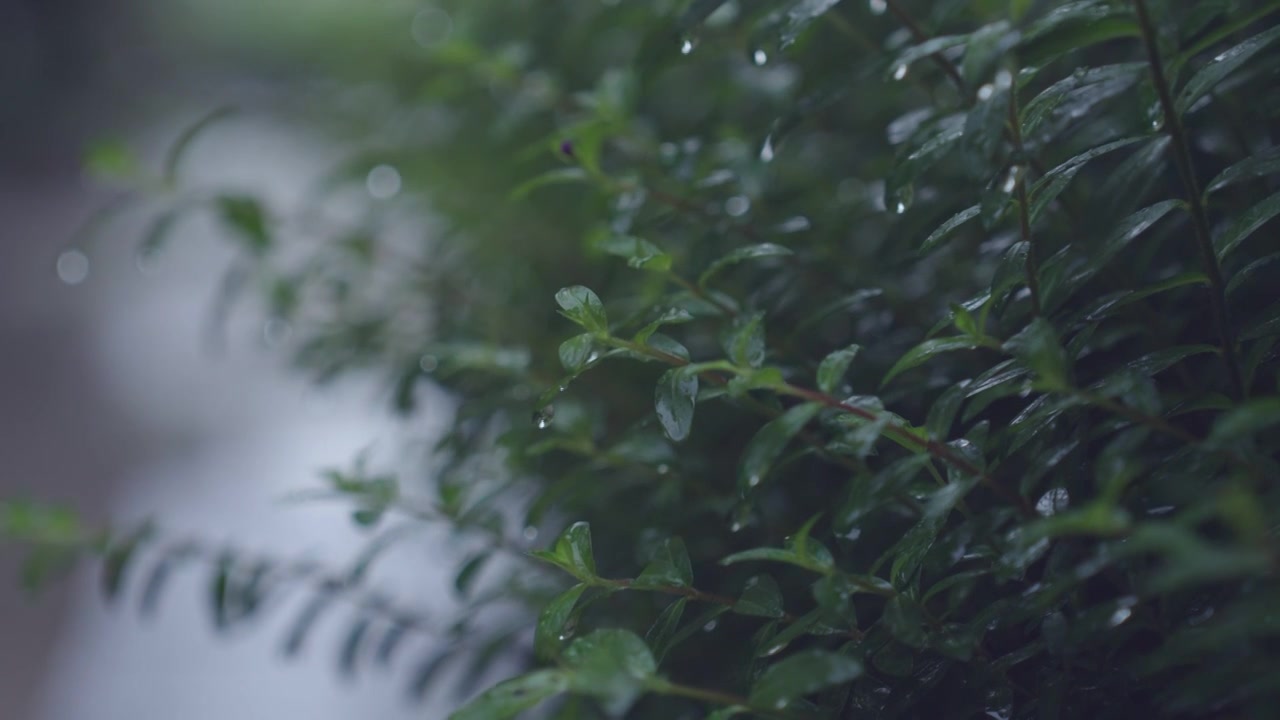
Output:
[{"xmin": 5, "ymin": 0, "xmax": 1280, "ymax": 717}]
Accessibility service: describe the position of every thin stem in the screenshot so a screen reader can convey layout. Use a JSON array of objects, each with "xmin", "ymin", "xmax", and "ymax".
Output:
[
  {"xmin": 1132, "ymin": 0, "xmax": 1246, "ymax": 400},
  {"xmin": 1007, "ymin": 93, "xmax": 1043, "ymax": 316}
]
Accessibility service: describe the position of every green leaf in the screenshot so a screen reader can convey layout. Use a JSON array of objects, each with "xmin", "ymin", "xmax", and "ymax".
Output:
[
  {"xmin": 881, "ymin": 595, "xmax": 929, "ymax": 648},
  {"xmin": 535, "ymin": 583, "xmax": 588, "ymax": 660},
  {"xmin": 215, "ymin": 195, "xmax": 271, "ymax": 255},
  {"xmin": 747, "ymin": 650, "xmax": 863, "ymax": 709},
  {"xmin": 1029, "ymin": 137, "xmax": 1148, "ymax": 223},
  {"xmin": 645, "ymin": 597, "xmax": 687, "ymax": 665},
  {"xmin": 881, "ymin": 337, "xmax": 983, "ymax": 387},
  {"xmin": 723, "ymin": 312, "xmax": 766, "ymax": 368},
  {"xmin": 1208, "ymin": 398, "xmax": 1280, "ymax": 445},
  {"xmin": 563, "ymin": 629, "xmax": 657, "ymax": 716},
  {"xmin": 920, "ymin": 205, "xmax": 979, "ymax": 253},
  {"xmin": 1020, "ymin": 63, "xmax": 1144, "ymax": 137},
  {"xmin": 530, "ymin": 521, "xmax": 597, "ymax": 581},
  {"xmin": 555, "ymin": 286, "xmax": 609, "ymax": 335},
  {"xmin": 1002, "ymin": 319, "xmax": 1070, "ymax": 389},
  {"xmin": 596, "ymin": 234, "xmax": 672, "ymax": 272},
  {"xmin": 1205, "ymin": 145, "xmax": 1280, "ymax": 196},
  {"xmin": 636, "ymin": 537, "xmax": 694, "ymax": 589},
  {"xmin": 655, "ymin": 367, "xmax": 699, "ymax": 441},
  {"xmin": 1018, "ymin": 2, "xmax": 1138, "ymax": 66},
  {"xmin": 511, "ymin": 167, "xmax": 591, "ymax": 200},
  {"xmin": 817, "ymin": 344, "xmax": 860, "ymax": 394},
  {"xmin": 779, "ymin": 0, "xmax": 844, "ymax": 49},
  {"xmin": 888, "ymin": 124, "xmax": 964, "ymax": 209},
  {"xmin": 1214, "ymin": 190, "xmax": 1280, "ymax": 261},
  {"xmin": 559, "ymin": 334, "xmax": 595, "ymax": 372},
  {"xmin": 739, "ymin": 403, "xmax": 822, "ymax": 494},
  {"xmin": 634, "ymin": 308, "xmax": 695, "ymax": 344},
  {"xmin": 449, "ymin": 670, "xmax": 570, "ymax": 720},
  {"xmin": 734, "ymin": 574, "xmax": 785, "ymax": 618},
  {"xmin": 926, "ymin": 382, "xmax": 969, "ymax": 441},
  {"xmin": 699, "ymin": 243, "xmax": 793, "ymax": 286},
  {"xmin": 678, "ymin": 0, "xmax": 733, "ymax": 32},
  {"xmin": 1177, "ymin": 23, "xmax": 1280, "ymax": 114}
]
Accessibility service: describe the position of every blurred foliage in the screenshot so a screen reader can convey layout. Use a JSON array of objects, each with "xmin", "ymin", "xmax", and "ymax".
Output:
[{"xmin": 7, "ymin": 0, "xmax": 1280, "ymax": 717}]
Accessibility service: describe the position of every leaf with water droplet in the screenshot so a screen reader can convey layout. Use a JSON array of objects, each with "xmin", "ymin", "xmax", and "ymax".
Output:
[
  {"xmin": 535, "ymin": 584, "xmax": 588, "ymax": 661},
  {"xmin": 887, "ymin": 123, "xmax": 963, "ymax": 213},
  {"xmin": 678, "ymin": 0, "xmax": 733, "ymax": 33},
  {"xmin": 1205, "ymin": 145, "xmax": 1280, "ymax": 196},
  {"xmin": 961, "ymin": 21, "xmax": 1018, "ymax": 89},
  {"xmin": 1177, "ymin": 23, "xmax": 1280, "ymax": 114},
  {"xmin": 655, "ymin": 367, "xmax": 699, "ymax": 441},
  {"xmin": 559, "ymin": 334, "xmax": 595, "ymax": 372},
  {"xmin": 449, "ymin": 670, "xmax": 570, "ymax": 720},
  {"xmin": 636, "ymin": 537, "xmax": 694, "ymax": 589},
  {"xmin": 530, "ymin": 521, "xmax": 597, "ymax": 581},
  {"xmin": 779, "ymin": 0, "xmax": 844, "ymax": 49},
  {"xmin": 738, "ymin": 403, "xmax": 822, "ymax": 495},
  {"xmin": 563, "ymin": 629, "xmax": 657, "ymax": 716},
  {"xmin": 1020, "ymin": 63, "xmax": 1144, "ymax": 137},
  {"xmin": 1002, "ymin": 318, "xmax": 1070, "ymax": 390},
  {"xmin": 1029, "ymin": 136, "xmax": 1147, "ymax": 223},
  {"xmin": 722, "ymin": 312, "xmax": 766, "ymax": 368},
  {"xmin": 747, "ymin": 650, "xmax": 862, "ymax": 709},
  {"xmin": 881, "ymin": 336, "xmax": 984, "ymax": 387},
  {"xmin": 734, "ymin": 574, "xmax": 785, "ymax": 617},
  {"xmin": 698, "ymin": 243, "xmax": 793, "ymax": 287},
  {"xmin": 1018, "ymin": 2, "xmax": 1138, "ymax": 66},
  {"xmin": 920, "ymin": 205, "xmax": 979, "ymax": 253},
  {"xmin": 595, "ymin": 234, "xmax": 672, "ymax": 272},
  {"xmin": 555, "ymin": 285, "xmax": 609, "ymax": 335},
  {"xmin": 817, "ymin": 344, "xmax": 860, "ymax": 394}
]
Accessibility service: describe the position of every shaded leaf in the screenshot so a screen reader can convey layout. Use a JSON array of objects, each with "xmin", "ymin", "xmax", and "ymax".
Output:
[
  {"xmin": 1214, "ymin": 190, "xmax": 1280, "ymax": 260},
  {"xmin": 747, "ymin": 650, "xmax": 862, "ymax": 708},
  {"xmin": 882, "ymin": 337, "xmax": 984, "ymax": 387},
  {"xmin": 817, "ymin": 344, "xmax": 860, "ymax": 394},
  {"xmin": 555, "ymin": 286, "xmax": 609, "ymax": 335},
  {"xmin": 536, "ymin": 583, "xmax": 588, "ymax": 661},
  {"xmin": 735, "ymin": 574, "xmax": 785, "ymax": 618},
  {"xmin": 699, "ymin": 243, "xmax": 793, "ymax": 286},
  {"xmin": 1177, "ymin": 23, "xmax": 1280, "ymax": 113},
  {"xmin": 450, "ymin": 670, "xmax": 570, "ymax": 720},
  {"xmin": 655, "ymin": 367, "xmax": 699, "ymax": 441},
  {"xmin": 738, "ymin": 403, "xmax": 822, "ymax": 494},
  {"xmin": 636, "ymin": 537, "xmax": 694, "ymax": 589}
]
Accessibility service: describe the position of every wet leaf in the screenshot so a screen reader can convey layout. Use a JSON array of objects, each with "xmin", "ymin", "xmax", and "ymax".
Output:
[
  {"xmin": 1177, "ymin": 24, "xmax": 1280, "ymax": 113},
  {"xmin": 738, "ymin": 403, "xmax": 822, "ymax": 494},
  {"xmin": 636, "ymin": 537, "xmax": 694, "ymax": 588},
  {"xmin": 559, "ymin": 334, "xmax": 595, "ymax": 372},
  {"xmin": 216, "ymin": 195, "xmax": 271, "ymax": 256},
  {"xmin": 920, "ymin": 205, "xmax": 979, "ymax": 253},
  {"xmin": 817, "ymin": 344, "xmax": 860, "ymax": 394},
  {"xmin": 449, "ymin": 670, "xmax": 570, "ymax": 720},
  {"xmin": 535, "ymin": 583, "xmax": 588, "ymax": 660},
  {"xmin": 555, "ymin": 286, "xmax": 609, "ymax": 335},
  {"xmin": 1214, "ymin": 190, "xmax": 1280, "ymax": 261},
  {"xmin": 747, "ymin": 650, "xmax": 862, "ymax": 709},
  {"xmin": 531, "ymin": 521, "xmax": 597, "ymax": 581},
  {"xmin": 881, "ymin": 337, "xmax": 984, "ymax": 387},
  {"xmin": 699, "ymin": 243, "xmax": 793, "ymax": 286},
  {"xmin": 655, "ymin": 367, "xmax": 699, "ymax": 441},
  {"xmin": 564, "ymin": 629, "xmax": 657, "ymax": 715},
  {"xmin": 1205, "ymin": 145, "xmax": 1280, "ymax": 196},
  {"xmin": 735, "ymin": 574, "xmax": 785, "ymax": 618},
  {"xmin": 723, "ymin": 312, "xmax": 766, "ymax": 368},
  {"xmin": 645, "ymin": 597, "xmax": 687, "ymax": 665}
]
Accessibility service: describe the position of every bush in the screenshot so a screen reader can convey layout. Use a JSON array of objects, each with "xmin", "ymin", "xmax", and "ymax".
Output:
[{"xmin": 6, "ymin": 0, "xmax": 1280, "ymax": 717}]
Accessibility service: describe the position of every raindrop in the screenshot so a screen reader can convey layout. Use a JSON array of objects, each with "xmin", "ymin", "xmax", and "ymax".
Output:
[
  {"xmin": 366, "ymin": 164, "xmax": 402, "ymax": 199},
  {"xmin": 775, "ymin": 216, "xmax": 811, "ymax": 233},
  {"xmin": 523, "ymin": 526, "xmax": 539, "ymax": 541},
  {"xmin": 747, "ymin": 474, "xmax": 762, "ymax": 487},
  {"xmin": 977, "ymin": 83, "xmax": 995, "ymax": 101},
  {"xmin": 1001, "ymin": 165, "xmax": 1022, "ymax": 194},
  {"xmin": 759, "ymin": 135, "xmax": 775, "ymax": 162},
  {"xmin": 994, "ymin": 69, "xmax": 1013, "ymax": 89},
  {"xmin": 1109, "ymin": 606, "xmax": 1132, "ymax": 627},
  {"xmin": 656, "ymin": 463, "xmax": 670, "ymax": 475},
  {"xmin": 533, "ymin": 405, "xmax": 555, "ymax": 429},
  {"xmin": 56, "ymin": 250, "xmax": 90, "ymax": 285},
  {"xmin": 703, "ymin": 620, "xmax": 718, "ymax": 632},
  {"xmin": 659, "ymin": 142, "xmax": 678, "ymax": 162},
  {"xmin": 892, "ymin": 63, "xmax": 909, "ymax": 81},
  {"xmin": 725, "ymin": 195, "xmax": 751, "ymax": 217},
  {"xmin": 411, "ymin": 8, "xmax": 453, "ymax": 47},
  {"xmin": 774, "ymin": 700, "xmax": 789, "ymax": 710},
  {"xmin": 890, "ymin": 183, "xmax": 914, "ymax": 214},
  {"xmin": 419, "ymin": 354, "xmax": 439, "ymax": 372},
  {"xmin": 763, "ymin": 643, "xmax": 785, "ymax": 656},
  {"xmin": 869, "ymin": 0, "xmax": 887, "ymax": 15},
  {"xmin": 730, "ymin": 521, "xmax": 743, "ymax": 532},
  {"xmin": 680, "ymin": 38, "xmax": 696, "ymax": 55},
  {"xmin": 752, "ymin": 49, "xmax": 768, "ymax": 66}
]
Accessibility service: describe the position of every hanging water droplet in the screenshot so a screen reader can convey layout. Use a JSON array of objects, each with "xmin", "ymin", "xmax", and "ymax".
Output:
[
  {"xmin": 56, "ymin": 250, "xmax": 90, "ymax": 285},
  {"xmin": 532, "ymin": 405, "xmax": 555, "ymax": 429},
  {"xmin": 730, "ymin": 521, "xmax": 743, "ymax": 532},
  {"xmin": 419, "ymin": 354, "xmax": 439, "ymax": 372},
  {"xmin": 747, "ymin": 474, "xmax": 762, "ymax": 487},
  {"xmin": 656, "ymin": 463, "xmax": 670, "ymax": 475},
  {"xmin": 869, "ymin": 0, "xmax": 887, "ymax": 15},
  {"xmin": 523, "ymin": 526, "xmax": 539, "ymax": 541},
  {"xmin": 703, "ymin": 620, "xmax": 718, "ymax": 632},
  {"xmin": 725, "ymin": 195, "xmax": 751, "ymax": 217},
  {"xmin": 890, "ymin": 183, "xmax": 914, "ymax": 214},
  {"xmin": 1001, "ymin": 165, "xmax": 1022, "ymax": 194},
  {"xmin": 994, "ymin": 69, "xmax": 1013, "ymax": 89},
  {"xmin": 1109, "ymin": 606, "xmax": 1132, "ymax": 627},
  {"xmin": 977, "ymin": 83, "xmax": 995, "ymax": 101},
  {"xmin": 892, "ymin": 63, "xmax": 909, "ymax": 81},
  {"xmin": 759, "ymin": 134, "xmax": 775, "ymax": 162},
  {"xmin": 585, "ymin": 351, "xmax": 600, "ymax": 364},
  {"xmin": 752, "ymin": 49, "xmax": 768, "ymax": 66},
  {"xmin": 680, "ymin": 37, "xmax": 696, "ymax": 55}
]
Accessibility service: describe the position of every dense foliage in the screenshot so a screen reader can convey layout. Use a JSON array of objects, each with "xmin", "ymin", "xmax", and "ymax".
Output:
[{"xmin": 6, "ymin": 0, "xmax": 1280, "ymax": 717}]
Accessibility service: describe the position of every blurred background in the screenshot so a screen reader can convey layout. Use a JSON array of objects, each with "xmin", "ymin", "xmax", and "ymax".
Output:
[{"xmin": 0, "ymin": 0, "xmax": 464, "ymax": 717}]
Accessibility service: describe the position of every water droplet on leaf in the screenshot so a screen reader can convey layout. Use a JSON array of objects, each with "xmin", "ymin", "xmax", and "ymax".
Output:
[
  {"xmin": 366, "ymin": 164, "xmax": 402, "ymax": 199},
  {"xmin": 869, "ymin": 0, "xmax": 887, "ymax": 15},
  {"xmin": 752, "ymin": 49, "xmax": 768, "ymax": 66},
  {"xmin": 656, "ymin": 463, "xmax": 670, "ymax": 475},
  {"xmin": 759, "ymin": 135, "xmax": 776, "ymax": 162},
  {"xmin": 533, "ymin": 405, "xmax": 555, "ymax": 429},
  {"xmin": 892, "ymin": 63, "xmax": 909, "ymax": 81},
  {"xmin": 1001, "ymin": 165, "xmax": 1022, "ymax": 194},
  {"xmin": 725, "ymin": 195, "xmax": 750, "ymax": 217},
  {"xmin": 680, "ymin": 38, "xmax": 696, "ymax": 55},
  {"xmin": 703, "ymin": 620, "xmax": 718, "ymax": 631},
  {"xmin": 977, "ymin": 83, "xmax": 995, "ymax": 101}
]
